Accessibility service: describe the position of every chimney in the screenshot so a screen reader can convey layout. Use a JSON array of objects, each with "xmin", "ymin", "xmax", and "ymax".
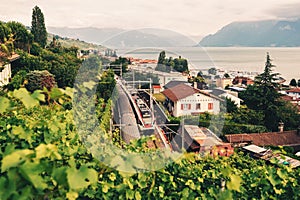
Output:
[
  {"xmin": 278, "ymin": 121, "xmax": 284, "ymax": 133},
  {"xmin": 193, "ymin": 81, "xmax": 197, "ymax": 89}
]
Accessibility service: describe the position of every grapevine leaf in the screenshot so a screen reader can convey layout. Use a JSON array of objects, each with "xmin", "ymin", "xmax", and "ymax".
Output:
[
  {"xmin": 50, "ymin": 88, "xmax": 63, "ymax": 99},
  {"xmin": 227, "ymin": 174, "xmax": 242, "ymax": 192},
  {"xmin": 135, "ymin": 191, "xmax": 142, "ymax": 200},
  {"xmin": 52, "ymin": 167, "xmax": 68, "ymax": 186},
  {"xmin": 66, "ymin": 191, "xmax": 79, "ymax": 200},
  {"xmin": 13, "ymin": 88, "xmax": 39, "ymax": 108},
  {"xmin": 217, "ymin": 190, "xmax": 233, "ymax": 200},
  {"xmin": 35, "ymin": 143, "xmax": 62, "ymax": 160},
  {"xmin": 64, "ymin": 87, "xmax": 74, "ymax": 98},
  {"xmin": 0, "ymin": 97, "xmax": 10, "ymax": 113},
  {"xmin": 19, "ymin": 161, "xmax": 48, "ymax": 190},
  {"xmin": 67, "ymin": 165, "xmax": 98, "ymax": 190},
  {"xmin": 31, "ymin": 90, "xmax": 45, "ymax": 102},
  {"xmin": 1, "ymin": 149, "xmax": 34, "ymax": 172},
  {"xmin": 267, "ymin": 174, "xmax": 280, "ymax": 187},
  {"xmin": 83, "ymin": 81, "xmax": 97, "ymax": 90},
  {"xmin": 11, "ymin": 126, "xmax": 32, "ymax": 142}
]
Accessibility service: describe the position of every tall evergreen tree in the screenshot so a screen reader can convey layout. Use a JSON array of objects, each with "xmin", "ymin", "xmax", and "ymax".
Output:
[
  {"xmin": 31, "ymin": 6, "xmax": 47, "ymax": 48},
  {"xmin": 240, "ymin": 53, "xmax": 283, "ymax": 131},
  {"xmin": 255, "ymin": 52, "xmax": 280, "ymax": 88}
]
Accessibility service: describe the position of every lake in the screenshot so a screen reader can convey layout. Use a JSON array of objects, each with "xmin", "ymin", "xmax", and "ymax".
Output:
[{"xmin": 117, "ymin": 47, "xmax": 300, "ymax": 82}]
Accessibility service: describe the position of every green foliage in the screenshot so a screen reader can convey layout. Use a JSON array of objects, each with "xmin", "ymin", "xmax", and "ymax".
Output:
[
  {"xmin": 224, "ymin": 97, "xmax": 238, "ymax": 113},
  {"xmin": 224, "ymin": 73, "xmax": 230, "ymax": 78},
  {"xmin": 6, "ymin": 21, "xmax": 33, "ymax": 52},
  {"xmin": 155, "ymin": 51, "xmax": 188, "ymax": 73},
  {"xmin": 31, "ymin": 6, "xmax": 47, "ymax": 48},
  {"xmin": 290, "ymin": 79, "xmax": 297, "ymax": 87},
  {"xmin": 110, "ymin": 56, "xmax": 130, "ymax": 76},
  {"xmin": 208, "ymin": 67, "xmax": 217, "ymax": 75},
  {"xmin": 6, "ymin": 70, "xmax": 27, "ymax": 91},
  {"xmin": 25, "ymin": 70, "xmax": 56, "ymax": 92},
  {"xmin": 123, "ymin": 70, "xmax": 160, "ymax": 86},
  {"xmin": 12, "ymin": 44, "xmax": 82, "ymax": 88},
  {"xmin": 240, "ymin": 53, "xmax": 300, "ymax": 131},
  {"xmin": 0, "ymin": 87, "xmax": 300, "ymax": 199},
  {"xmin": 96, "ymin": 70, "xmax": 116, "ymax": 102}
]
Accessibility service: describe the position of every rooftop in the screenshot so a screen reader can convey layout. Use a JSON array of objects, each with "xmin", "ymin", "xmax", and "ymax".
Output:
[
  {"xmin": 164, "ymin": 80, "xmax": 190, "ymax": 89},
  {"xmin": 243, "ymin": 144, "xmax": 267, "ymax": 154},
  {"xmin": 226, "ymin": 130, "xmax": 300, "ymax": 147},
  {"xmin": 287, "ymin": 88, "xmax": 300, "ymax": 93},
  {"xmin": 162, "ymin": 83, "xmax": 223, "ymax": 102},
  {"xmin": 162, "ymin": 84, "xmax": 199, "ymax": 102}
]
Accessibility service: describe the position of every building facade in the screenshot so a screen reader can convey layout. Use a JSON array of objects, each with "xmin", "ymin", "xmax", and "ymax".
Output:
[{"xmin": 162, "ymin": 84, "xmax": 221, "ymax": 117}]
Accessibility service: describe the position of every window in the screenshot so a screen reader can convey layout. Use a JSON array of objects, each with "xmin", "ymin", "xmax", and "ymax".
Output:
[
  {"xmin": 208, "ymin": 103, "xmax": 213, "ymax": 110},
  {"xmin": 196, "ymin": 103, "xmax": 201, "ymax": 110},
  {"xmin": 181, "ymin": 104, "xmax": 191, "ymax": 110}
]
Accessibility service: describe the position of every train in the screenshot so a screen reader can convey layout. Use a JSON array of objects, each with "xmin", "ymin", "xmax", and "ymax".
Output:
[{"xmin": 114, "ymin": 84, "xmax": 140, "ymax": 143}]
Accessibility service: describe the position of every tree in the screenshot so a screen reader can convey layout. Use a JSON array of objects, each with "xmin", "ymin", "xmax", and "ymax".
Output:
[
  {"xmin": 31, "ymin": 6, "xmax": 47, "ymax": 48},
  {"xmin": 224, "ymin": 73, "xmax": 230, "ymax": 78},
  {"xmin": 110, "ymin": 57, "xmax": 130, "ymax": 76},
  {"xmin": 25, "ymin": 70, "xmax": 56, "ymax": 92},
  {"xmin": 298, "ymin": 79, "xmax": 300, "ymax": 87},
  {"xmin": 157, "ymin": 51, "xmax": 166, "ymax": 64},
  {"xmin": 224, "ymin": 97, "xmax": 238, "ymax": 113},
  {"xmin": 289, "ymin": 79, "xmax": 297, "ymax": 87},
  {"xmin": 6, "ymin": 21, "xmax": 33, "ymax": 53},
  {"xmin": 208, "ymin": 67, "xmax": 217, "ymax": 75},
  {"xmin": 255, "ymin": 52, "xmax": 280, "ymax": 88},
  {"xmin": 240, "ymin": 53, "xmax": 283, "ymax": 131}
]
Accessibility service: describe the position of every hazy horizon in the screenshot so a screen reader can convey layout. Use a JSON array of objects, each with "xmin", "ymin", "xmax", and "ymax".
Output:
[{"xmin": 2, "ymin": 0, "xmax": 300, "ymax": 37}]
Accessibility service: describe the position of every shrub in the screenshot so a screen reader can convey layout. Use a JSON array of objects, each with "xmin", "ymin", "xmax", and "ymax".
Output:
[{"xmin": 25, "ymin": 70, "xmax": 56, "ymax": 92}]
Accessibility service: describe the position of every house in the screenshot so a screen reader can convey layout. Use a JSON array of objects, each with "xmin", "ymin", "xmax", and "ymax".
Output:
[
  {"xmin": 178, "ymin": 125, "xmax": 234, "ymax": 156},
  {"xmin": 232, "ymin": 76, "xmax": 254, "ymax": 86},
  {"xmin": 286, "ymin": 88, "xmax": 300, "ymax": 99},
  {"xmin": 207, "ymin": 88, "xmax": 242, "ymax": 107},
  {"xmin": 281, "ymin": 95, "xmax": 300, "ymax": 112},
  {"xmin": 129, "ymin": 65, "xmax": 187, "ymax": 87},
  {"xmin": 225, "ymin": 130, "xmax": 300, "ymax": 151},
  {"xmin": 0, "ymin": 53, "xmax": 20, "ymax": 87},
  {"xmin": 162, "ymin": 83, "xmax": 222, "ymax": 117},
  {"xmin": 216, "ymin": 78, "xmax": 232, "ymax": 89},
  {"xmin": 164, "ymin": 80, "xmax": 190, "ymax": 90},
  {"xmin": 152, "ymin": 85, "xmax": 161, "ymax": 94}
]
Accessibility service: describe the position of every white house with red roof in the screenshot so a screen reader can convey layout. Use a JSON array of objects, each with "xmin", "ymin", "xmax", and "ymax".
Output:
[
  {"xmin": 0, "ymin": 53, "xmax": 20, "ymax": 87},
  {"xmin": 286, "ymin": 88, "xmax": 300, "ymax": 99},
  {"xmin": 162, "ymin": 84, "xmax": 222, "ymax": 117}
]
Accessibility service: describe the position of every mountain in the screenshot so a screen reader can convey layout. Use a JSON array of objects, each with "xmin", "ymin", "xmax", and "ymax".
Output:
[
  {"xmin": 47, "ymin": 33, "xmax": 106, "ymax": 51},
  {"xmin": 47, "ymin": 27, "xmax": 197, "ymax": 48},
  {"xmin": 198, "ymin": 19, "xmax": 300, "ymax": 47}
]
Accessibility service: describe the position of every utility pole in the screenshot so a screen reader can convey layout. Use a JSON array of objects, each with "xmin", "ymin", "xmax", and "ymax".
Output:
[
  {"xmin": 149, "ymin": 78, "xmax": 154, "ymax": 125},
  {"xmin": 181, "ymin": 118, "xmax": 185, "ymax": 150}
]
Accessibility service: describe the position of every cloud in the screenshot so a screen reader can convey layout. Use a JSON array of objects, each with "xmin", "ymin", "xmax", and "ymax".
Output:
[
  {"xmin": 268, "ymin": 3, "xmax": 300, "ymax": 19},
  {"xmin": 0, "ymin": 0, "xmax": 298, "ymax": 36}
]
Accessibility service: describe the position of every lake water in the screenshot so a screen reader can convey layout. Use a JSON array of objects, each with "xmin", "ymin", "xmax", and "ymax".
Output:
[{"xmin": 117, "ymin": 47, "xmax": 300, "ymax": 82}]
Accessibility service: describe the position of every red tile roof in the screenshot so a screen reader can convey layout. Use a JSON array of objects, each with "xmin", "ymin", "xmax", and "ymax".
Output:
[
  {"xmin": 153, "ymin": 85, "xmax": 161, "ymax": 89},
  {"xmin": 162, "ymin": 83, "xmax": 223, "ymax": 102},
  {"xmin": 287, "ymin": 88, "xmax": 300, "ymax": 93},
  {"xmin": 162, "ymin": 84, "xmax": 199, "ymax": 102},
  {"xmin": 225, "ymin": 131, "xmax": 300, "ymax": 146}
]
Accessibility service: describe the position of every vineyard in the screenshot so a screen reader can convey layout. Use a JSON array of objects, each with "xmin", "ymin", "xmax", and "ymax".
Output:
[{"xmin": 0, "ymin": 87, "xmax": 299, "ymax": 200}]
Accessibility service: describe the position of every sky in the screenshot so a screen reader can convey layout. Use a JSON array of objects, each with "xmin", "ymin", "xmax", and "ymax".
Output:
[{"xmin": 1, "ymin": 0, "xmax": 300, "ymax": 38}]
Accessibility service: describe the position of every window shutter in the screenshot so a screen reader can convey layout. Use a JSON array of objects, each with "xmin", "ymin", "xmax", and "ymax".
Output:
[
  {"xmin": 181, "ymin": 104, "xmax": 184, "ymax": 110},
  {"xmin": 188, "ymin": 104, "xmax": 191, "ymax": 110}
]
